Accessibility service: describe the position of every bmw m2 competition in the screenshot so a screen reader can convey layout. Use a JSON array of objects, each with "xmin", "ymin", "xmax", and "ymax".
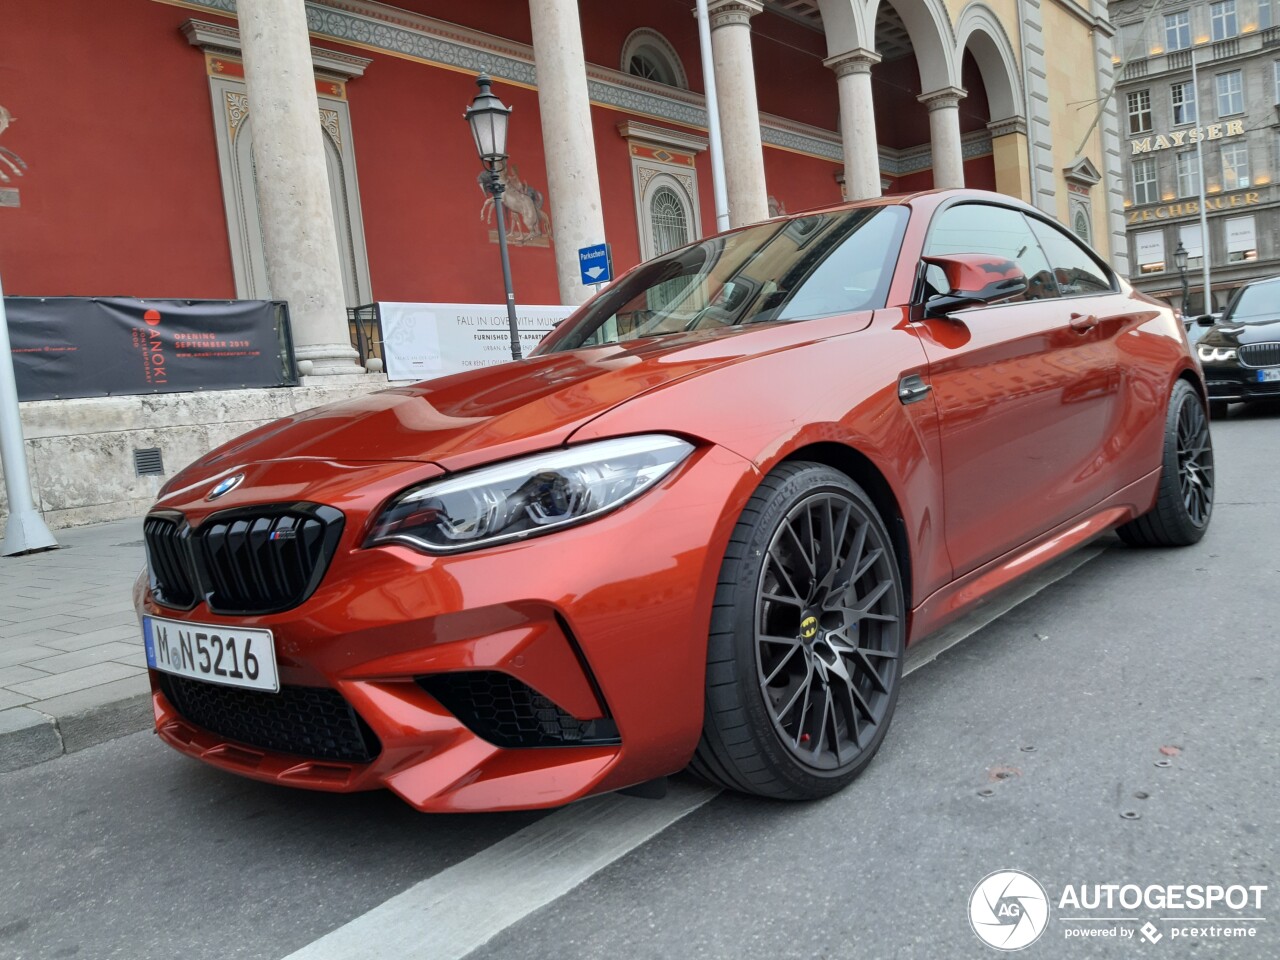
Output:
[{"xmin": 136, "ymin": 189, "xmax": 1214, "ymax": 812}]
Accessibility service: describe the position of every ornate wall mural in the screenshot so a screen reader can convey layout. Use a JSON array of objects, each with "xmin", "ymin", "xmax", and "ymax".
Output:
[
  {"xmin": 478, "ymin": 164, "xmax": 551, "ymax": 246},
  {"xmin": 0, "ymin": 104, "xmax": 29, "ymax": 208}
]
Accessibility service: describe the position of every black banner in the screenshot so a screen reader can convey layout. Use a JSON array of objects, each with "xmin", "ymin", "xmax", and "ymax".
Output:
[{"xmin": 5, "ymin": 298, "xmax": 297, "ymax": 401}]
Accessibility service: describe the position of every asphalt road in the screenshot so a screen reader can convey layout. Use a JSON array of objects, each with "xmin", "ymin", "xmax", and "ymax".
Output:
[{"xmin": 2, "ymin": 403, "xmax": 1276, "ymax": 960}]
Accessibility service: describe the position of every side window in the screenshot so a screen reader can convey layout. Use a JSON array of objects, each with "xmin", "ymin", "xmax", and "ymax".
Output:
[
  {"xmin": 924, "ymin": 204, "xmax": 1059, "ymax": 302},
  {"xmin": 1026, "ymin": 218, "xmax": 1115, "ymax": 297}
]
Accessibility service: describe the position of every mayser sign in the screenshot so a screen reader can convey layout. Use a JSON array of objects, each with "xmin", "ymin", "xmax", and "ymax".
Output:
[{"xmin": 1131, "ymin": 119, "xmax": 1245, "ymax": 154}]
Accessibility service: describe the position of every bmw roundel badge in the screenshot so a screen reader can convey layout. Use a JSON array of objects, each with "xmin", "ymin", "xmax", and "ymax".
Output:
[{"xmin": 206, "ymin": 473, "xmax": 245, "ymax": 501}]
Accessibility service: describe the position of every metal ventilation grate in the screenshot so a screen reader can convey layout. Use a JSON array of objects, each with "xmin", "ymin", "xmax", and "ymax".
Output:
[{"xmin": 134, "ymin": 447, "xmax": 164, "ymax": 477}]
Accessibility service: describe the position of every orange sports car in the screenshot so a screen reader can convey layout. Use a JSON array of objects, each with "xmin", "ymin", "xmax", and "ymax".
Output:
[{"xmin": 136, "ymin": 189, "xmax": 1213, "ymax": 812}]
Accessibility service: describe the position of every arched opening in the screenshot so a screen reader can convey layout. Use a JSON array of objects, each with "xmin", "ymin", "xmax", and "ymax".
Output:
[
  {"xmin": 620, "ymin": 29, "xmax": 688, "ymax": 89},
  {"xmin": 955, "ymin": 7, "xmax": 1028, "ymax": 200},
  {"xmin": 864, "ymin": 0, "xmax": 960, "ymax": 192}
]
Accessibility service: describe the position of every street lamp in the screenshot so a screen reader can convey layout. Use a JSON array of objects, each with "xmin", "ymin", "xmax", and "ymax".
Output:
[
  {"xmin": 1174, "ymin": 240, "xmax": 1190, "ymax": 316},
  {"xmin": 464, "ymin": 74, "xmax": 522, "ymax": 361}
]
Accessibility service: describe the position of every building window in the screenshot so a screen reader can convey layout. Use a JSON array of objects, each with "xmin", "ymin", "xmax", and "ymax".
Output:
[
  {"xmin": 1225, "ymin": 215, "xmax": 1257, "ymax": 262},
  {"xmin": 1263, "ymin": 0, "xmax": 1274, "ymax": 29},
  {"xmin": 1165, "ymin": 11, "xmax": 1191, "ymax": 51},
  {"xmin": 649, "ymin": 187, "xmax": 691, "ymax": 256},
  {"xmin": 1133, "ymin": 157, "xmax": 1159, "ymax": 205},
  {"xmin": 1216, "ymin": 71, "xmax": 1243, "ymax": 117},
  {"xmin": 1073, "ymin": 208, "xmax": 1092, "ymax": 245},
  {"xmin": 620, "ymin": 30, "xmax": 688, "ymax": 89},
  {"xmin": 1179, "ymin": 224, "xmax": 1204, "ymax": 269},
  {"xmin": 1221, "ymin": 142, "xmax": 1250, "ymax": 189},
  {"xmin": 1136, "ymin": 229, "xmax": 1166, "ymax": 274},
  {"xmin": 1127, "ymin": 90, "xmax": 1153, "ymax": 135},
  {"xmin": 1211, "ymin": 0, "xmax": 1238, "ymax": 40},
  {"xmin": 1274, "ymin": 61, "xmax": 1280, "ymax": 105},
  {"xmin": 1176, "ymin": 151, "xmax": 1201, "ymax": 198},
  {"xmin": 1171, "ymin": 80, "xmax": 1197, "ymax": 125}
]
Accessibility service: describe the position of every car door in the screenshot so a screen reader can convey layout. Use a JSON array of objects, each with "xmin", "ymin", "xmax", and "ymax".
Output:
[{"xmin": 914, "ymin": 202, "xmax": 1120, "ymax": 576}]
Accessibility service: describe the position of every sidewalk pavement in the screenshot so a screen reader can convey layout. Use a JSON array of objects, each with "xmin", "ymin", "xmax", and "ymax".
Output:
[{"xmin": 0, "ymin": 518, "xmax": 151, "ymax": 772}]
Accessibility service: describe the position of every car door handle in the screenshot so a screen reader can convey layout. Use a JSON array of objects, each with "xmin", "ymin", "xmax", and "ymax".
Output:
[
  {"xmin": 1069, "ymin": 312, "xmax": 1099, "ymax": 333},
  {"xmin": 898, "ymin": 374, "xmax": 932, "ymax": 405}
]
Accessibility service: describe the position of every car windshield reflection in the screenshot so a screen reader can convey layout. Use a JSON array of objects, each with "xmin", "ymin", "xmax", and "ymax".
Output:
[{"xmin": 540, "ymin": 206, "xmax": 907, "ymax": 352}]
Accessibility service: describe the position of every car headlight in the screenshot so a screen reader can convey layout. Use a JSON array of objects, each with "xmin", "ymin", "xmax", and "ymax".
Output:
[
  {"xmin": 367, "ymin": 435, "xmax": 695, "ymax": 553},
  {"xmin": 1197, "ymin": 344, "xmax": 1237, "ymax": 363}
]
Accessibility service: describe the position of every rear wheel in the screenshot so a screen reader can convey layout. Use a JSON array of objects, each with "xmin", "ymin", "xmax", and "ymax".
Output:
[
  {"xmin": 1117, "ymin": 380, "xmax": 1214, "ymax": 547},
  {"xmin": 690, "ymin": 463, "xmax": 905, "ymax": 800}
]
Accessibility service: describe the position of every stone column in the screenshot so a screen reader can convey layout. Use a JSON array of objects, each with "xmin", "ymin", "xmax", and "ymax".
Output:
[
  {"xmin": 236, "ymin": 0, "xmax": 361, "ymax": 376},
  {"xmin": 918, "ymin": 86, "xmax": 968, "ymax": 190},
  {"xmin": 529, "ymin": 0, "xmax": 607, "ymax": 305},
  {"xmin": 824, "ymin": 48, "xmax": 882, "ymax": 201},
  {"xmin": 707, "ymin": 0, "xmax": 770, "ymax": 226},
  {"xmin": 987, "ymin": 117, "xmax": 1032, "ymax": 201}
]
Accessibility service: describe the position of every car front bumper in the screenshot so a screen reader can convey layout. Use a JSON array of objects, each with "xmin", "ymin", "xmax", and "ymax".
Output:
[
  {"xmin": 136, "ymin": 445, "xmax": 759, "ymax": 812},
  {"xmin": 1202, "ymin": 363, "xmax": 1280, "ymax": 402}
]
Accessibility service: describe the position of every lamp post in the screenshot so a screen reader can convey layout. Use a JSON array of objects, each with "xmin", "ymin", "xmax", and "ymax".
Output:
[
  {"xmin": 1174, "ymin": 240, "xmax": 1190, "ymax": 316},
  {"xmin": 464, "ymin": 74, "xmax": 522, "ymax": 361}
]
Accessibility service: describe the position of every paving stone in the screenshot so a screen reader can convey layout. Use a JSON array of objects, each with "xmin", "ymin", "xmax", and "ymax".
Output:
[
  {"xmin": 0, "ymin": 614, "xmax": 93, "ymax": 639},
  {"xmin": 0, "ymin": 645, "xmax": 62, "ymax": 669},
  {"xmin": 0, "ymin": 665, "xmax": 51, "ymax": 688},
  {"xmin": 38, "ymin": 625, "xmax": 142, "ymax": 652},
  {"xmin": 6, "ymin": 661, "xmax": 144, "ymax": 700},
  {"xmin": 25, "ymin": 642, "xmax": 142, "ymax": 674},
  {"xmin": 0, "ymin": 689, "xmax": 35, "ymax": 710}
]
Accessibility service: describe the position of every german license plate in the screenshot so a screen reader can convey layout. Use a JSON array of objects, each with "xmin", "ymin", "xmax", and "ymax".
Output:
[
  {"xmin": 143, "ymin": 616, "xmax": 279, "ymax": 692},
  {"xmin": 1258, "ymin": 368, "xmax": 1280, "ymax": 382}
]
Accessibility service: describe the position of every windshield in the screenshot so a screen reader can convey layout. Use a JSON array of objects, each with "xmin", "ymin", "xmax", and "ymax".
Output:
[
  {"xmin": 537, "ymin": 206, "xmax": 907, "ymax": 353},
  {"xmin": 1223, "ymin": 277, "xmax": 1280, "ymax": 323}
]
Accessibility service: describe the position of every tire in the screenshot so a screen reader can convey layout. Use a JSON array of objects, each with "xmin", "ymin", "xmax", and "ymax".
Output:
[
  {"xmin": 1117, "ymin": 380, "xmax": 1214, "ymax": 547},
  {"xmin": 690, "ymin": 462, "xmax": 906, "ymax": 800},
  {"xmin": 1208, "ymin": 400, "xmax": 1229, "ymax": 419}
]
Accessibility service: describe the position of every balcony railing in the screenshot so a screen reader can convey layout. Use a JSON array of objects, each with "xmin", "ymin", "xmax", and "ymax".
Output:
[{"xmin": 1123, "ymin": 58, "xmax": 1149, "ymax": 79}]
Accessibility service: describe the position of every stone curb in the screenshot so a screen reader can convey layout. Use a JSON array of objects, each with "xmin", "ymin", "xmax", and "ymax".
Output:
[{"xmin": 0, "ymin": 685, "xmax": 152, "ymax": 774}]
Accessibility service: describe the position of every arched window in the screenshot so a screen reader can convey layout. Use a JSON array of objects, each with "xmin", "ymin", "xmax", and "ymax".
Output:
[
  {"xmin": 1073, "ymin": 207, "xmax": 1092, "ymax": 245},
  {"xmin": 621, "ymin": 29, "xmax": 688, "ymax": 89},
  {"xmin": 650, "ymin": 186, "xmax": 690, "ymax": 255}
]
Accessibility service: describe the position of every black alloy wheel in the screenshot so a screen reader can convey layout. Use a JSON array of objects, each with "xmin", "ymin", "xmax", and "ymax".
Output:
[
  {"xmin": 692, "ymin": 463, "xmax": 906, "ymax": 799},
  {"xmin": 1118, "ymin": 379, "xmax": 1214, "ymax": 547},
  {"xmin": 1175, "ymin": 389, "xmax": 1214, "ymax": 527}
]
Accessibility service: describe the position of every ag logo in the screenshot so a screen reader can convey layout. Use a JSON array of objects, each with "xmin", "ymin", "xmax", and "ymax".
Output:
[
  {"xmin": 969, "ymin": 869, "xmax": 1049, "ymax": 951},
  {"xmin": 206, "ymin": 473, "xmax": 245, "ymax": 501}
]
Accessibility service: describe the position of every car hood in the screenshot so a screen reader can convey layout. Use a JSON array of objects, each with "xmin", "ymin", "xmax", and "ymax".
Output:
[
  {"xmin": 1200, "ymin": 317, "xmax": 1280, "ymax": 346},
  {"xmin": 170, "ymin": 314, "xmax": 874, "ymax": 487}
]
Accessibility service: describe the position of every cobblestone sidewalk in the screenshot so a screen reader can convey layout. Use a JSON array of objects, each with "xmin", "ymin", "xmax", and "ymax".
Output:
[{"xmin": 0, "ymin": 518, "xmax": 150, "ymax": 771}]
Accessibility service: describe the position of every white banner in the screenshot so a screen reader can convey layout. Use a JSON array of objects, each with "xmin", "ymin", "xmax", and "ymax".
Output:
[
  {"xmin": 378, "ymin": 302, "xmax": 577, "ymax": 382},
  {"xmin": 1225, "ymin": 215, "xmax": 1256, "ymax": 254},
  {"xmin": 1135, "ymin": 230, "xmax": 1165, "ymax": 266},
  {"xmin": 1178, "ymin": 224, "xmax": 1203, "ymax": 259}
]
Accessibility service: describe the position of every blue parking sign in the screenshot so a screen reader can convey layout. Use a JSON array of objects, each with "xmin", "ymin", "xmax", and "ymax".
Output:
[{"xmin": 578, "ymin": 244, "xmax": 613, "ymax": 286}]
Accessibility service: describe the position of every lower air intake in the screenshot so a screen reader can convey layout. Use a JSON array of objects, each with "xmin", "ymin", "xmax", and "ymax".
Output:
[
  {"xmin": 419, "ymin": 672, "xmax": 620, "ymax": 748},
  {"xmin": 159, "ymin": 674, "xmax": 380, "ymax": 763}
]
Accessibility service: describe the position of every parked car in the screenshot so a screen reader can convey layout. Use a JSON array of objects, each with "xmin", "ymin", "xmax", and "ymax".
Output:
[
  {"xmin": 1194, "ymin": 276, "xmax": 1280, "ymax": 416},
  {"xmin": 135, "ymin": 189, "xmax": 1213, "ymax": 812}
]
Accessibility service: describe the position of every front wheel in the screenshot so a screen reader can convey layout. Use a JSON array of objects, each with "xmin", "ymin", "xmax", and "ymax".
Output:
[
  {"xmin": 690, "ymin": 463, "xmax": 905, "ymax": 800},
  {"xmin": 1117, "ymin": 380, "xmax": 1214, "ymax": 547}
]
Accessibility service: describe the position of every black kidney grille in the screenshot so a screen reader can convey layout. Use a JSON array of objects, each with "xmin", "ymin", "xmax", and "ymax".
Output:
[
  {"xmin": 196, "ymin": 509, "xmax": 340, "ymax": 614},
  {"xmin": 144, "ymin": 516, "xmax": 197, "ymax": 609},
  {"xmin": 159, "ymin": 674, "xmax": 380, "ymax": 764},
  {"xmin": 419, "ymin": 672, "xmax": 620, "ymax": 748},
  {"xmin": 1238, "ymin": 341, "xmax": 1280, "ymax": 368}
]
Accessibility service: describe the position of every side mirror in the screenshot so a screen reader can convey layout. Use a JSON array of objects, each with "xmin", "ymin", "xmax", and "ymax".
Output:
[
  {"xmin": 922, "ymin": 253, "xmax": 1029, "ymax": 317},
  {"xmin": 1195, "ymin": 314, "xmax": 1216, "ymax": 328}
]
